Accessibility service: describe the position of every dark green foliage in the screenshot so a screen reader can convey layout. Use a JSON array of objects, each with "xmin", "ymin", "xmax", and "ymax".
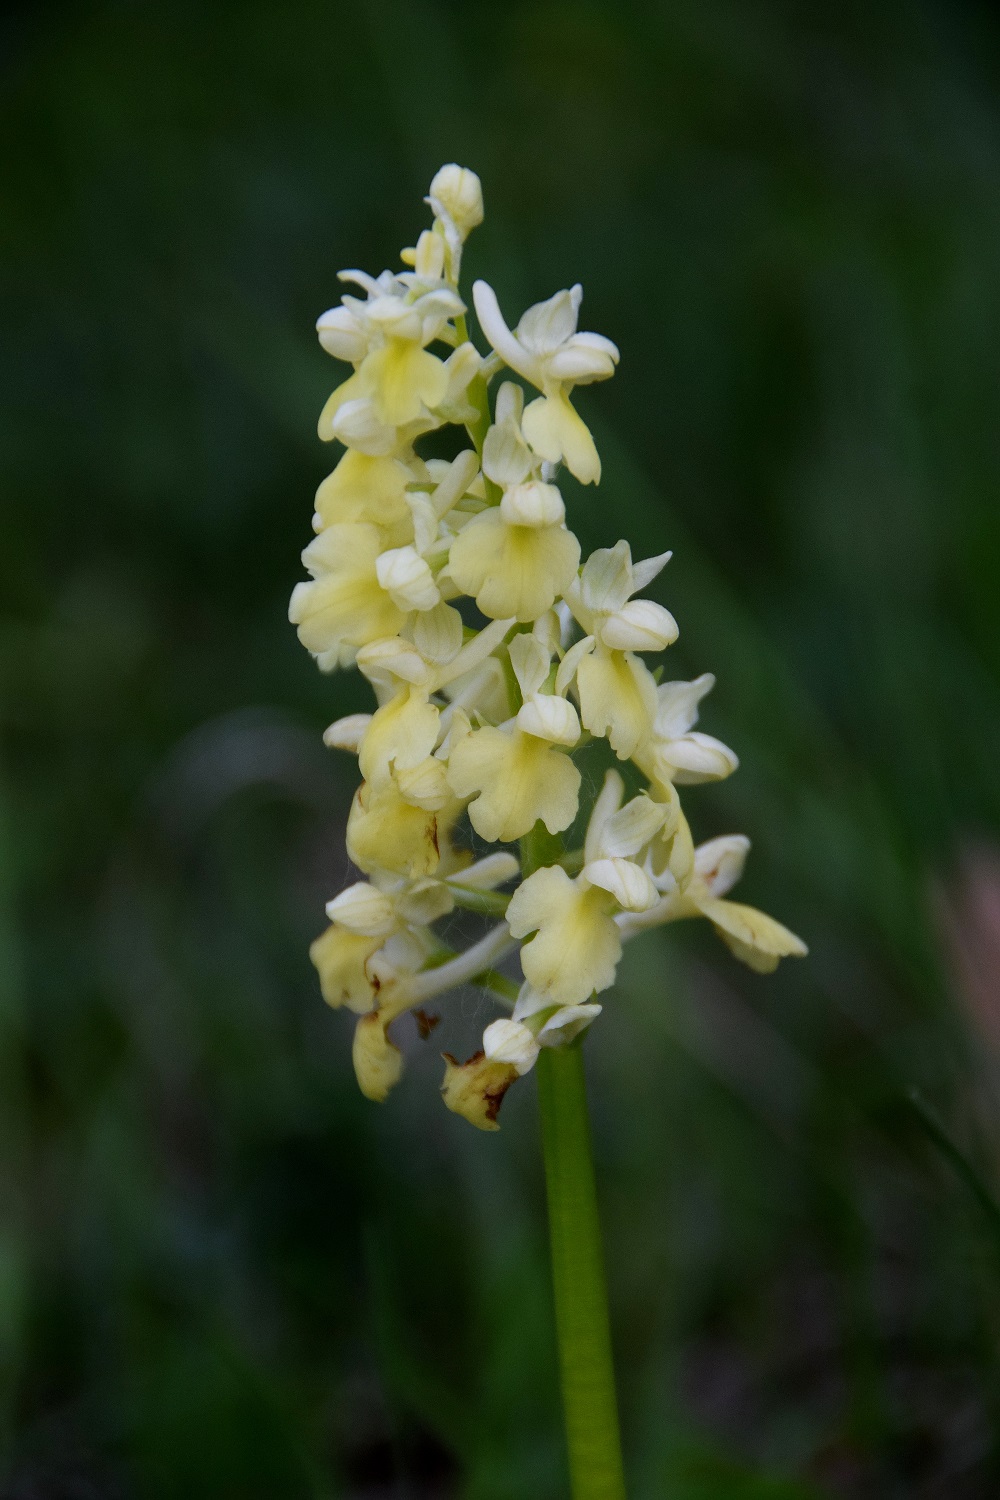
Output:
[{"xmin": 2, "ymin": 0, "xmax": 1000, "ymax": 1493}]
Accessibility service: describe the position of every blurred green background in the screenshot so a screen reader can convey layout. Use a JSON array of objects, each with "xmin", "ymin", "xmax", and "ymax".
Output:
[{"xmin": 4, "ymin": 0, "xmax": 1000, "ymax": 1495}]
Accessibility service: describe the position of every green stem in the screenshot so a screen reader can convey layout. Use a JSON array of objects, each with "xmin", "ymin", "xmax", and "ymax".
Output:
[
  {"xmin": 537, "ymin": 1043, "xmax": 626, "ymax": 1500},
  {"xmin": 446, "ymin": 884, "xmax": 510, "ymax": 917},
  {"xmin": 474, "ymin": 968, "xmax": 520, "ymax": 1004}
]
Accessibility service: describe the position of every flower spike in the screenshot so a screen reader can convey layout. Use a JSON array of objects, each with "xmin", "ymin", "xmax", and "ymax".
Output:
[{"xmin": 290, "ymin": 164, "xmax": 806, "ymax": 1131}]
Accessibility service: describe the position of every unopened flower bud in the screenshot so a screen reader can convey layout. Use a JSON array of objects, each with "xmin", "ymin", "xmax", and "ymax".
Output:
[{"xmin": 428, "ymin": 164, "xmax": 484, "ymax": 241}]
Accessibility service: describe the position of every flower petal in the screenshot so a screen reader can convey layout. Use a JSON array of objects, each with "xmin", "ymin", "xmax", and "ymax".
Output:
[
  {"xmin": 353, "ymin": 1012, "xmax": 404, "ymax": 1101},
  {"xmin": 508, "ymin": 866, "xmax": 622, "ymax": 1007},
  {"xmin": 448, "ymin": 508, "xmax": 580, "ymax": 621},
  {"xmin": 600, "ymin": 599, "xmax": 678, "ymax": 652},
  {"xmin": 522, "ymin": 391, "xmax": 601, "ymax": 485},
  {"xmin": 583, "ymin": 857, "xmax": 660, "ymax": 912},
  {"xmin": 325, "ymin": 882, "xmax": 397, "ymax": 936},
  {"xmin": 450, "ymin": 851, "xmax": 521, "ymax": 890},
  {"xmin": 699, "ymin": 897, "xmax": 808, "ymax": 973},
  {"xmin": 440, "ymin": 1050, "xmax": 519, "ymax": 1131},
  {"xmin": 517, "ymin": 693, "xmax": 580, "ymax": 745},
  {"xmin": 291, "ymin": 524, "xmax": 406, "ymax": 669},
  {"xmin": 483, "ymin": 1018, "xmax": 539, "ymax": 1075},
  {"xmin": 654, "ymin": 673, "xmax": 715, "ymax": 738},
  {"xmin": 472, "ymin": 281, "xmax": 539, "ymax": 384},
  {"xmin": 314, "ymin": 451, "xmax": 412, "ymax": 534},
  {"xmin": 597, "ymin": 792, "xmax": 669, "ymax": 860},
  {"xmin": 323, "ymin": 713, "xmax": 373, "ymax": 752},
  {"xmin": 358, "ymin": 691, "xmax": 440, "ymax": 786},
  {"xmin": 347, "ymin": 780, "xmax": 440, "ymax": 877},
  {"xmin": 536, "ymin": 1003, "xmax": 602, "ymax": 1046},
  {"xmin": 692, "ymin": 835, "xmax": 751, "ymax": 897},
  {"xmin": 310, "ymin": 925, "xmax": 382, "ymax": 1012},
  {"xmin": 576, "ymin": 645, "xmax": 657, "ymax": 759},
  {"xmin": 660, "ymin": 731, "xmax": 739, "ymax": 785},
  {"xmin": 447, "ymin": 726, "xmax": 581, "ymax": 843},
  {"xmin": 515, "ymin": 286, "xmax": 581, "ymax": 354}
]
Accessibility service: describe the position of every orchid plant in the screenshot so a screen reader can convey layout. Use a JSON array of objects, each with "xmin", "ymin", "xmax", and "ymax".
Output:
[{"xmin": 290, "ymin": 164, "xmax": 807, "ymax": 1498}]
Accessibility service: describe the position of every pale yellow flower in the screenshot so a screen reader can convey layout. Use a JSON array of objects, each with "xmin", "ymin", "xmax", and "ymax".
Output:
[
  {"xmin": 561, "ymin": 541, "xmax": 678, "ymax": 757},
  {"xmin": 448, "ymin": 726, "xmax": 581, "ymax": 843},
  {"xmin": 310, "ymin": 925, "xmax": 384, "ymax": 1014},
  {"xmin": 507, "ymin": 867, "xmax": 621, "ymax": 1008},
  {"xmin": 623, "ymin": 834, "xmax": 808, "ymax": 974},
  {"xmin": 347, "ymin": 339, "xmax": 450, "ymax": 430},
  {"xmin": 507, "ymin": 773, "xmax": 666, "ymax": 1007},
  {"xmin": 447, "ymin": 485, "xmax": 580, "ymax": 622},
  {"xmin": 291, "ymin": 165, "xmax": 807, "ymax": 1125},
  {"xmin": 312, "ymin": 450, "xmax": 413, "ymax": 539},
  {"xmin": 315, "ymin": 262, "xmax": 479, "ymax": 454},
  {"xmin": 446, "ymin": 382, "xmax": 581, "ymax": 619},
  {"xmin": 634, "ymin": 673, "xmax": 739, "ymax": 790},
  {"xmin": 446, "ymin": 633, "xmax": 582, "ymax": 842},
  {"xmin": 346, "ymin": 777, "xmax": 445, "ymax": 878},
  {"xmin": 473, "ymin": 282, "xmax": 618, "ymax": 483},
  {"xmin": 345, "ymin": 617, "xmax": 514, "ymax": 797},
  {"xmin": 288, "ymin": 522, "xmax": 407, "ymax": 670}
]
